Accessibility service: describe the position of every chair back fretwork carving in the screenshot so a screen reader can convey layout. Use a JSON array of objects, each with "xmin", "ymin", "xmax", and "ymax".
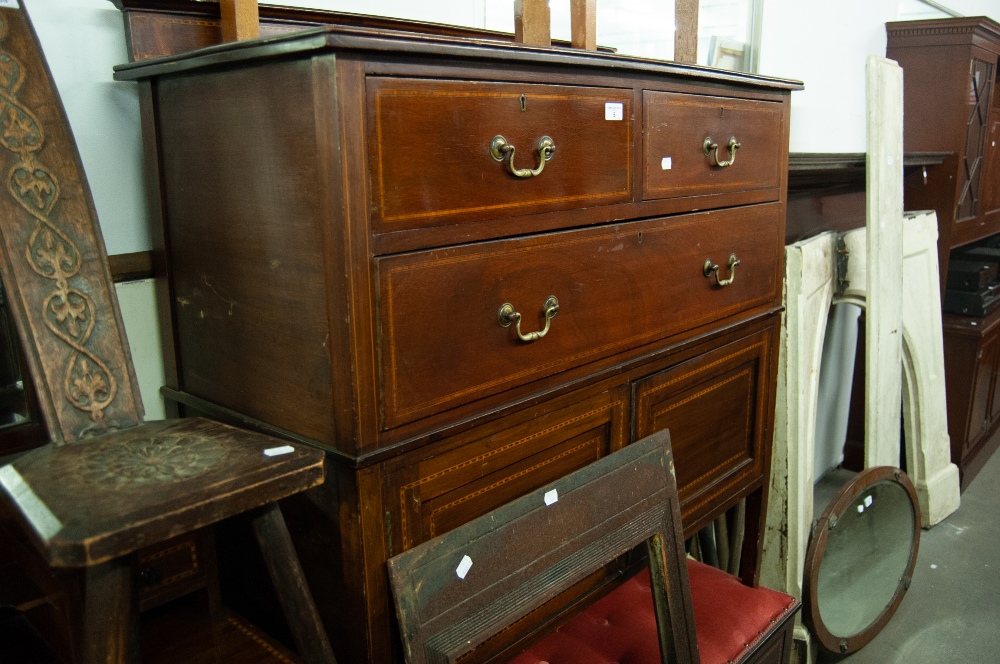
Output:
[{"xmin": 0, "ymin": 10, "xmax": 142, "ymax": 445}]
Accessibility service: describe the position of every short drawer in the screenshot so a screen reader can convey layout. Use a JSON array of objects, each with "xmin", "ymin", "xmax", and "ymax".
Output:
[
  {"xmin": 137, "ymin": 530, "xmax": 213, "ymax": 611},
  {"xmin": 376, "ymin": 203, "xmax": 782, "ymax": 428},
  {"xmin": 643, "ymin": 91, "xmax": 782, "ymax": 201},
  {"xmin": 368, "ymin": 78, "xmax": 633, "ymax": 232}
]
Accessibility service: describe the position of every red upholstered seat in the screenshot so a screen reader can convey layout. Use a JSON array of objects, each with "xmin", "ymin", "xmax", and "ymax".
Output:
[{"xmin": 509, "ymin": 559, "xmax": 798, "ymax": 664}]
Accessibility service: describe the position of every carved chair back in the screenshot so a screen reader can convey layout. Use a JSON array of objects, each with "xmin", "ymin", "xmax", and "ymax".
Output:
[{"xmin": 0, "ymin": 8, "xmax": 142, "ymax": 446}]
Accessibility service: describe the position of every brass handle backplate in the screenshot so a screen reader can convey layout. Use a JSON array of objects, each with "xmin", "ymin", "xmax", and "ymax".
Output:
[
  {"xmin": 490, "ymin": 135, "xmax": 555, "ymax": 178},
  {"xmin": 498, "ymin": 296, "xmax": 559, "ymax": 342},
  {"xmin": 703, "ymin": 136, "xmax": 740, "ymax": 168},
  {"xmin": 704, "ymin": 254, "xmax": 740, "ymax": 287}
]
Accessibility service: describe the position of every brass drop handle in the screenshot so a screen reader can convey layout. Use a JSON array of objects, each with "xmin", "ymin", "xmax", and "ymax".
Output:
[
  {"xmin": 703, "ymin": 136, "xmax": 740, "ymax": 168},
  {"xmin": 704, "ymin": 254, "xmax": 740, "ymax": 287},
  {"xmin": 490, "ymin": 135, "xmax": 556, "ymax": 178},
  {"xmin": 498, "ymin": 296, "xmax": 559, "ymax": 342}
]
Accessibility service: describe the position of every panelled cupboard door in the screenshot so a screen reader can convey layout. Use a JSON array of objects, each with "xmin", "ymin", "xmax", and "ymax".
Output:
[
  {"xmin": 633, "ymin": 326, "xmax": 774, "ymax": 535},
  {"xmin": 381, "ymin": 385, "xmax": 629, "ymax": 662},
  {"xmin": 382, "ymin": 386, "xmax": 629, "ymax": 554},
  {"xmin": 981, "ymin": 109, "xmax": 1000, "ymax": 228}
]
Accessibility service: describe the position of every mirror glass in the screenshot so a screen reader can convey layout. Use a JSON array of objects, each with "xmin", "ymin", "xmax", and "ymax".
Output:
[{"xmin": 815, "ymin": 477, "xmax": 916, "ymax": 639}]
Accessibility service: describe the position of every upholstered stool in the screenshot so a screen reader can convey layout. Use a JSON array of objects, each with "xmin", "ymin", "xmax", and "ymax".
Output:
[{"xmin": 509, "ymin": 559, "xmax": 799, "ymax": 664}]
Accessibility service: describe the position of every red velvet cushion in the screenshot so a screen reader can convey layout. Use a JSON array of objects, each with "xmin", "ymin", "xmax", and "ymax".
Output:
[{"xmin": 508, "ymin": 559, "xmax": 796, "ymax": 664}]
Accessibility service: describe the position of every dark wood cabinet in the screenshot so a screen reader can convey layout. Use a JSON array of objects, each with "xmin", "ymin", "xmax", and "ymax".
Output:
[
  {"xmin": 942, "ymin": 311, "xmax": 1000, "ymax": 490},
  {"xmin": 888, "ymin": 17, "xmax": 1000, "ymax": 490},
  {"xmin": 115, "ymin": 14, "xmax": 798, "ymax": 663}
]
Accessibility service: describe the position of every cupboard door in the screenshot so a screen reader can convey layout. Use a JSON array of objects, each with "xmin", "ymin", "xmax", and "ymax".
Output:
[
  {"xmin": 973, "ymin": 334, "xmax": 999, "ymax": 450},
  {"xmin": 980, "ymin": 107, "xmax": 1000, "ymax": 228},
  {"xmin": 633, "ymin": 326, "xmax": 774, "ymax": 535},
  {"xmin": 383, "ymin": 386, "xmax": 628, "ymax": 553},
  {"xmin": 955, "ymin": 58, "xmax": 994, "ymax": 231}
]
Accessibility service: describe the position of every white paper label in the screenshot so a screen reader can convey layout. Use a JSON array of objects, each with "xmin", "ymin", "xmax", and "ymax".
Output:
[
  {"xmin": 0, "ymin": 465, "xmax": 61, "ymax": 541},
  {"xmin": 456, "ymin": 554, "xmax": 473, "ymax": 579},
  {"xmin": 864, "ymin": 495, "xmax": 874, "ymax": 508},
  {"xmin": 661, "ymin": 157, "xmax": 672, "ymax": 170},
  {"xmin": 605, "ymin": 102, "xmax": 623, "ymax": 121},
  {"xmin": 0, "ymin": 0, "xmax": 20, "ymax": 9},
  {"xmin": 544, "ymin": 489, "xmax": 559, "ymax": 506},
  {"xmin": 264, "ymin": 445, "xmax": 295, "ymax": 457},
  {"xmin": 857, "ymin": 504, "xmax": 865, "ymax": 513}
]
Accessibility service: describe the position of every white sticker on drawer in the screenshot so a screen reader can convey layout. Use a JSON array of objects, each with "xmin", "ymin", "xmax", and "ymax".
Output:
[
  {"xmin": 544, "ymin": 489, "xmax": 559, "ymax": 506},
  {"xmin": 661, "ymin": 157, "xmax": 672, "ymax": 170},
  {"xmin": 605, "ymin": 102, "xmax": 624, "ymax": 121},
  {"xmin": 264, "ymin": 445, "xmax": 295, "ymax": 457},
  {"xmin": 456, "ymin": 554, "xmax": 473, "ymax": 579}
]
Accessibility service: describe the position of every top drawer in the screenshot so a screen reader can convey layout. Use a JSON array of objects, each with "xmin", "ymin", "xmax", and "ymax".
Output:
[
  {"xmin": 643, "ymin": 91, "xmax": 782, "ymax": 201},
  {"xmin": 367, "ymin": 78, "xmax": 633, "ymax": 232}
]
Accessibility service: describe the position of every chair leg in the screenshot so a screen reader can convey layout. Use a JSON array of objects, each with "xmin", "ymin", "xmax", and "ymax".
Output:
[
  {"xmin": 250, "ymin": 502, "xmax": 337, "ymax": 664},
  {"xmin": 83, "ymin": 557, "xmax": 137, "ymax": 664}
]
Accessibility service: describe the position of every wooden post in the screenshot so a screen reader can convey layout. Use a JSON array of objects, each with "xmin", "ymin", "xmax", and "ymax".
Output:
[
  {"xmin": 864, "ymin": 55, "xmax": 904, "ymax": 470},
  {"xmin": 570, "ymin": 0, "xmax": 597, "ymax": 51},
  {"xmin": 674, "ymin": 0, "xmax": 699, "ymax": 63},
  {"xmin": 220, "ymin": 0, "xmax": 260, "ymax": 42},
  {"xmin": 514, "ymin": 0, "xmax": 550, "ymax": 48}
]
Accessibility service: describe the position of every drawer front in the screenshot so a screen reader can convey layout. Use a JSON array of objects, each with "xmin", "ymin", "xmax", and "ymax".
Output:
[
  {"xmin": 382, "ymin": 387, "xmax": 628, "ymax": 553},
  {"xmin": 633, "ymin": 327, "xmax": 774, "ymax": 534},
  {"xmin": 376, "ymin": 203, "xmax": 782, "ymax": 428},
  {"xmin": 643, "ymin": 91, "xmax": 782, "ymax": 201},
  {"xmin": 368, "ymin": 78, "xmax": 633, "ymax": 232},
  {"xmin": 137, "ymin": 530, "xmax": 212, "ymax": 611}
]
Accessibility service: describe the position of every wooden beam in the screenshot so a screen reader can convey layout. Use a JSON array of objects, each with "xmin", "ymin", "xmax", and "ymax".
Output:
[
  {"xmin": 675, "ymin": 0, "xmax": 699, "ymax": 64},
  {"xmin": 108, "ymin": 251, "xmax": 153, "ymax": 283},
  {"xmin": 570, "ymin": 0, "xmax": 597, "ymax": 51},
  {"xmin": 514, "ymin": 0, "xmax": 550, "ymax": 48},
  {"xmin": 220, "ymin": 0, "xmax": 259, "ymax": 42}
]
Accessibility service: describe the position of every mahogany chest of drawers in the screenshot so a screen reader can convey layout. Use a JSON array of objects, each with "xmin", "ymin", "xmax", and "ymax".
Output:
[{"xmin": 116, "ymin": 22, "xmax": 799, "ymax": 663}]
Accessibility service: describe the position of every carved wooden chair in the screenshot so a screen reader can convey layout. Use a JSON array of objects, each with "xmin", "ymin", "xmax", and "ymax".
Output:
[
  {"xmin": 0, "ymin": 6, "xmax": 335, "ymax": 663},
  {"xmin": 388, "ymin": 430, "xmax": 800, "ymax": 664}
]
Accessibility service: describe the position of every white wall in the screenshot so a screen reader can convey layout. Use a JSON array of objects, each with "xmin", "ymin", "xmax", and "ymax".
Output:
[{"xmin": 19, "ymin": 0, "xmax": 1000, "ymax": 424}]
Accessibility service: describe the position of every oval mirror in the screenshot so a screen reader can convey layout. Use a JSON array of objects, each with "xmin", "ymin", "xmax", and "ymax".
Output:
[{"xmin": 803, "ymin": 466, "xmax": 920, "ymax": 655}]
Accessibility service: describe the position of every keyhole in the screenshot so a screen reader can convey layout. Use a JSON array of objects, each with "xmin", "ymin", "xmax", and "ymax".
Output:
[
  {"xmin": 718, "ymin": 106, "xmax": 724, "ymax": 117},
  {"xmin": 520, "ymin": 93, "xmax": 527, "ymax": 111}
]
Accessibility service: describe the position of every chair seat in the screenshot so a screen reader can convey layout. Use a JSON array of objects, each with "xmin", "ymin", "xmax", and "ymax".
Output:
[
  {"xmin": 0, "ymin": 417, "xmax": 324, "ymax": 568},
  {"xmin": 509, "ymin": 559, "xmax": 799, "ymax": 664}
]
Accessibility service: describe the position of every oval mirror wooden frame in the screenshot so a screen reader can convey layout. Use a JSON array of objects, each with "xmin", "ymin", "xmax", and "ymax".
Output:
[{"xmin": 803, "ymin": 466, "xmax": 921, "ymax": 655}]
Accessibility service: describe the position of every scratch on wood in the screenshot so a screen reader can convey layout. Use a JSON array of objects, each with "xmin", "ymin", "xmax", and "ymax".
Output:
[{"xmin": 202, "ymin": 274, "xmax": 237, "ymax": 315}]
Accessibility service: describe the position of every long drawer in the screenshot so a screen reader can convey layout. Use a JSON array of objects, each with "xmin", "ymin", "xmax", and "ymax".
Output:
[
  {"xmin": 376, "ymin": 203, "xmax": 782, "ymax": 428},
  {"xmin": 643, "ymin": 91, "xmax": 783, "ymax": 201},
  {"xmin": 367, "ymin": 78, "xmax": 633, "ymax": 232}
]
